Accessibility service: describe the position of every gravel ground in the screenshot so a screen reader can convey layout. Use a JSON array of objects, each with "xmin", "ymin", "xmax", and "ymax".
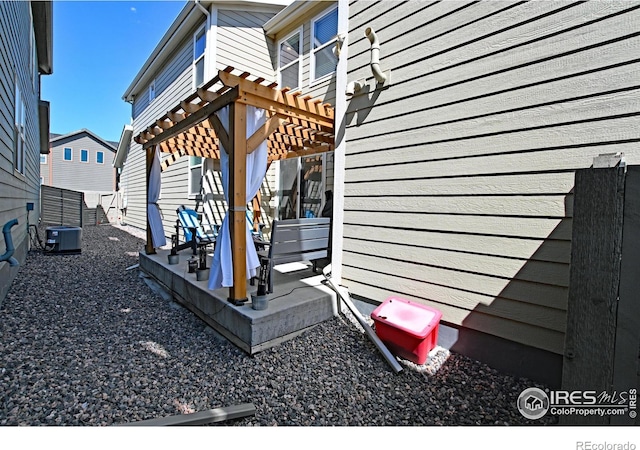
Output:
[{"xmin": 0, "ymin": 223, "xmax": 556, "ymax": 427}]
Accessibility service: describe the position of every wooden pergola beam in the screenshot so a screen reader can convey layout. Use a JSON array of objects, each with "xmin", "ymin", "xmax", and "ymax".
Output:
[
  {"xmin": 228, "ymin": 100, "xmax": 247, "ymax": 304},
  {"xmin": 135, "ymin": 67, "xmax": 335, "ymax": 304},
  {"xmin": 142, "ymin": 87, "xmax": 239, "ymax": 150},
  {"xmin": 247, "ymin": 114, "xmax": 286, "ymax": 155}
]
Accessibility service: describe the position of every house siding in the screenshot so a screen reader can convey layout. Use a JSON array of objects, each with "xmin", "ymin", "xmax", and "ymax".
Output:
[
  {"xmin": 341, "ymin": 0, "xmax": 640, "ymax": 355},
  {"xmin": 48, "ymin": 133, "xmax": 116, "ymax": 192},
  {"xmin": 270, "ymin": 2, "xmax": 337, "ymax": 104},
  {"xmin": 122, "ymin": 6, "xmax": 285, "ymax": 241},
  {"xmin": 217, "ymin": 9, "xmax": 277, "ymax": 79},
  {"xmin": 0, "ymin": 1, "xmax": 44, "ymax": 305}
]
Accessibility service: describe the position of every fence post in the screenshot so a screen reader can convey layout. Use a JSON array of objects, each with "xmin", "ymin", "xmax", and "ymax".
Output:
[
  {"xmin": 561, "ymin": 161, "xmax": 639, "ymax": 425},
  {"xmin": 561, "ymin": 164, "xmax": 625, "ymax": 425}
]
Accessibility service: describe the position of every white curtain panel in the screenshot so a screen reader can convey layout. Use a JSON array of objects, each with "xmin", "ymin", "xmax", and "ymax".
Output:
[
  {"xmin": 208, "ymin": 105, "xmax": 268, "ymax": 290},
  {"xmin": 147, "ymin": 145, "xmax": 167, "ymax": 248}
]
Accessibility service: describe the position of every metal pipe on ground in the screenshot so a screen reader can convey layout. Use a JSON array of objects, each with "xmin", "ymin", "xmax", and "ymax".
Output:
[
  {"xmin": 117, "ymin": 403, "xmax": 256, "ymax": 426},
  {"xmin": 322, "ymin": 266, "xmax": 403, "ymax": 373}
]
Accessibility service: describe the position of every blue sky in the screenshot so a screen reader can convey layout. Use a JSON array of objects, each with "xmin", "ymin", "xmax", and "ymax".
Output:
[{"xmin": 42, "ymin": 1, "xmax": 187, "ymax": 143}]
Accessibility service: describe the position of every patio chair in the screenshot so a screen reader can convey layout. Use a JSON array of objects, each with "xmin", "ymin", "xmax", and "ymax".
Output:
[{"xmin": 176, "ymin": 205, "xmax": 218, "ymax": 255}]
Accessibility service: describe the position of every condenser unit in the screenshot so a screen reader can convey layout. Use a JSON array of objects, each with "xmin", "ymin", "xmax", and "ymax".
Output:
[{"xmin": 45, "ymin": 226, "xmax": 82, "ymax": 254}]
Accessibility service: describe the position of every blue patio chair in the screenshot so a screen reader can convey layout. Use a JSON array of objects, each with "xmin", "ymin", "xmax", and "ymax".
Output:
[{"xmin": 176, "ymin": 205, "xmax": 218, "ymax": 254}]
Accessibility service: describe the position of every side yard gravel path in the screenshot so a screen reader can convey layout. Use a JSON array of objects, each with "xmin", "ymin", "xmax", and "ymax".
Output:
[{"xmin": 0, "ymin": 224, "xmax": 555, "ymax": 426}]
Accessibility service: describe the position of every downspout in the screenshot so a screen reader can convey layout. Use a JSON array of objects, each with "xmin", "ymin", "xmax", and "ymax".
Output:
[
  {"xmin": 0, "ymin": 219, "xmax": 19, "ymax": 267},
  {"xmin": 195, "ymin": 0, "xmax": 211, "ymax": 79},
  {"xmin": 365, "ymin": 27, "xmax": 387, "ymax": 84},
  {"xmin": 195, "ymin": 0, "xmax": 210, "ymax": 25}
]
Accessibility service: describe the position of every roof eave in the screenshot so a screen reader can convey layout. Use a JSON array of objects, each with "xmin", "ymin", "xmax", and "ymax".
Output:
[
  {"xmin": 113, "ymin": 125, "xmax": 134, "ymax": 169},
  {"xmin": 31, "ymin": 1, "xmax": 53, "ymax": 75},
  {"xmin": 50, "ymin": 129, "xmax": 117, "ymax": 152},
  {"xmin": 122, "ymin": 1, "xmax": 201, "ymax": 103},
  {"xmin": 263, "ymin": 0, "xmax": 319, "ymax": 37}
]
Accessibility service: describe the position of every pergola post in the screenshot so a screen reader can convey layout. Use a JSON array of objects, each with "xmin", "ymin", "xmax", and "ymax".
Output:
[
  {"xmin": 228, "ymin": 101, "xmax": 248, "ymax": 304},
  {"xmin": 145, "ymin": 146, "xmax": 155, "ymax": 255}
]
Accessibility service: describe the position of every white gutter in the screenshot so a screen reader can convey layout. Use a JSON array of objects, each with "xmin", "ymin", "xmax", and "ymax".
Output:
[
  {"xmin": 263, "ymin": 0, "xmax": 323, "ymax": 37},
  {"xmin": 113, "ymin": 124, "xmax": 134, "ymax": 169}
]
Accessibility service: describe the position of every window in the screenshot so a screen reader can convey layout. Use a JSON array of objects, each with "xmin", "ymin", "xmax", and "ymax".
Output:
[
  {"xmin": 81, "ymin": 149, "xmax": 88, "ymax": 162},
  {"xmin": 149, "ymin": 79, "xmax": 156, "ymax": 102},
  {"xmin": 64, "ymin": 147, "xmax": 72, "ymax": 161},
  {"xmin": 40, "ymin": 154, "xmax": 47, "ymax": 164},
  {"xmin": 188, "ymin": 156, "xmax": 202, "ymax": 196},
  {"xmin": 14, "ymin": 81, "xmax": 26, "ymax": 174},
  {"xmin": 29, "ymin": 6, "xmax": 38, "ymax": 92},
  {"xmin": 278, "ymin": 29, "xmax": 302, "ymax": 90},
  {"xmin": 96, "ymin": 151, "xmax": 104, "ymax": 164},
  {"xmin": 311, "ymin": 7, "xmax": 338, "ymax": 82},
  {"xmin": 193, "ymin": 26, "xmax": 206, "ymax": 87}
]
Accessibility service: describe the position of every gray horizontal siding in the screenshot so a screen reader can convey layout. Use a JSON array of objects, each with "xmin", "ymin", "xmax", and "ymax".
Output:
[
  {"xmin": 341, "ymin": 0, "xmax": 640, "ymax": 354},
  {"xmin": 0, "ymin": 1, "xmax": 44, "ymax": 305},
  {"xmin": 217, "ymin": 9, "xmax": 277, "ymax": 80},
  {"xmin": 48, "ymin": 133, "xmax": 115, "ymax": 192}
]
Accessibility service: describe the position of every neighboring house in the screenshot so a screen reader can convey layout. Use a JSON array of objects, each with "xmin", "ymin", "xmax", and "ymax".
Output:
[
  {"xmin": 333, "ymin": 0, "xmax": 640, "ymax": 387},
  {"xmin": 43, "ymin": 129, "xmax": 117, "ymax": 192},
  {"xmin": 119, "ymin": 0, "xmax": 290, "ymax": 240},
  {"xmin": 118, "ymin": 0, "xmax": 340, "ymax": 241},
  {"xmin": 0, "ymin": 1, "xmax": 53, "ymax": 305}
]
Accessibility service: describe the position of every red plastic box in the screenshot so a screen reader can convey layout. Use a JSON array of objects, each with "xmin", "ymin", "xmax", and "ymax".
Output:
[{"xmin": 371, "ymin": 297, "xmax": 442, "ymax": 365}]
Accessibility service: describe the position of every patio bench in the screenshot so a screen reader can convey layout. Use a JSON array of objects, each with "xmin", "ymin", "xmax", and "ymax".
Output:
[{"xmin": 256, "ymin": 217, "xmax": 331, "ymax": 294}]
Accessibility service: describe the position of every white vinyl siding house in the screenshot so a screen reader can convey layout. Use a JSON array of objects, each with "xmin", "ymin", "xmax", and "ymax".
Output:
[
  {"xmin": 47, "ymin": 130, "xmax": 117, "ymax": 192},
  {"xmin": 337, "ymin": 0, "xmax": 640, "ymax": 385},
  {"xmin": 0, "ymin": 1, "xmax": 52, "ymax": 306},
  {"xmin": 120, "ymin": 1, "xmax": 288, "ymax": 240}
]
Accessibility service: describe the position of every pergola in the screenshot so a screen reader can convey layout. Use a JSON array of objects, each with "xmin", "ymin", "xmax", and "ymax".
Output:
[{"xmin": 134, "ymin": 66, "xmax": 335, "ymax": 303}]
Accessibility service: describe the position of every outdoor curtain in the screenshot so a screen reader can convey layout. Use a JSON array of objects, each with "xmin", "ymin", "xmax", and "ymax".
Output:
[
  {"xmin": 147, "ymin": 146, "xmax": 167, "ymax": 249},
  {"xmin": 208, "ymin": 105, "xmax": 268, "ymax": 290}
]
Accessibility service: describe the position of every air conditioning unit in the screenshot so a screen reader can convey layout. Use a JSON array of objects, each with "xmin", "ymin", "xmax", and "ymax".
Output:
[{"xmin": 45, "ymin": 226, "xmax": 82, "ymax": 254}]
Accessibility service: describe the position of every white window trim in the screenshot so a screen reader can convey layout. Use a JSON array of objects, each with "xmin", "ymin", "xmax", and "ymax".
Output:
[
  {"xmin": 64, "ymin": 147, "xmax": 73, "ymax": 161},
  {"xmin": 40, "ymin": 154, "xmax": 47, "ymax": 164},
  {"xmin": 149, "ymin": 79, "xmax": 156, "ymax": 103},
  {"xmin": 188, "ymin": 156, "xmax": 203, "ymax": 198},
  {"xmin": 80, "ymin": 149, "xmax": 89, "ymax": 163},
  {"xmin": 96, "ymin": 151, "xmax": 104, "ymax": 164},
  {"xmin": 30, "ymin": 7, "xmax": 38, "ymax": 92},
  {"xmin": 14, "ymin": 80, "xmax": 26, "ymax": 175},
  {"xmin": 309, "ymin": 5, "xmax": 339, "ymax": 87},
  {"xmin": 192, "ymin": 24, "xmax": 207, "ymax": 90},
  {"xmin": 277, "ymin": 27, "xmax": 303, "ymax": 90}
]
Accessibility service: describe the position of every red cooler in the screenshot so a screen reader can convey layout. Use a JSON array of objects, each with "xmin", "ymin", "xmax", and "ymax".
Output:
[{"xmin": 371, "ymin": 297, "xmax": 442, "ymax": 365}]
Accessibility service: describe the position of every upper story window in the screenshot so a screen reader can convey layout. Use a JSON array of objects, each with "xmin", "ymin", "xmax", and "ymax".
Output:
[
  {"xmin": 96, "ymin": 151, "xmax": 104, "ymax": 164},
  {"xmin": 64, "ymin": 147, "xmax": 72, "ymax": 161},
  {"xmin": 81, "ymin": 149, "xmax": 89, "ymax": 163},
  {"xmin": 149, "ymin": 79, "xmax": 156, "ymax": 102},
  {"xmin": 40, "ymin": 154, "xmax": 47, "ymax": 164},
  {"xmin": 193, "ymin": 26, "xmax": 206, "ymax": 88},
  {"xmin": 278, "ymin": 29, "xmax": 302, "ymax": 90},
  {"xmin": 14, "ymin": 81, "xmax": 26, "ymax": 175},
  {"xmin": 311, "ymin": 7, "xmax": 338, "ymax": 83}
]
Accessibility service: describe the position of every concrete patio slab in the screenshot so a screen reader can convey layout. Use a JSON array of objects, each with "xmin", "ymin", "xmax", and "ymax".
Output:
[{"xmin": 139, "ymin": 250, "xmax": 338, "ymax": 354}]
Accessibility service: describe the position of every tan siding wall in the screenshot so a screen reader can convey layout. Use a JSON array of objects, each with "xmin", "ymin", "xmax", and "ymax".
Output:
[
  {"xmin": 0, "ymin": 1, "xmax": 44, "ymax": 303},
  {"xmin": 341, "ymin": 0, "xmax": 640, "ymax": 354}
]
